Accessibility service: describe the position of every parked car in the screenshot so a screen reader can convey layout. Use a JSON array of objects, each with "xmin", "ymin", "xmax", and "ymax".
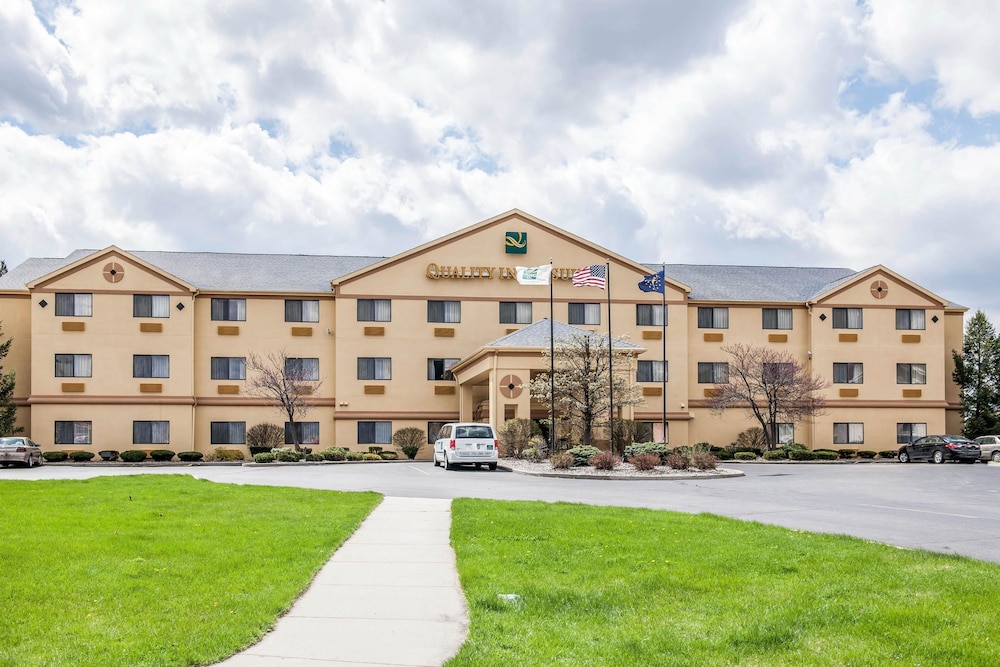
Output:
[
  {"xmin": 897, "ymin": 435, "xmax": 980, "ymax": 464},
  {"xmin": 0, "ymin": 437, "xmax": 44, "ymax": 468},
  {"xmin": 974, "ymin": 435, "xmax": 1000, "ymax": 463},
  {"xmin": 433, "ymin": 422, "xmax": 498, "ymax": 470}
]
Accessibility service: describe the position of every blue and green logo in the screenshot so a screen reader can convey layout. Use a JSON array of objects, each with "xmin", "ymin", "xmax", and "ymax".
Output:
[{"xmin": 505, "ymin": 231, "xmax": 527, "ymax": 254}]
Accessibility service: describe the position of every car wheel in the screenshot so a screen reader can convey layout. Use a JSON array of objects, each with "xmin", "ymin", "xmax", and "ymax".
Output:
[
  {"xmin": 433, "ymin": 451, "xmax": 440, "ymax": 467},
  {"xmin": 445, "ymin": 454, "xmax": 455, "ymax": 471},
  {"xmin": 897, "ymin": 450, "xmax": 910, "ymax": 463},
  {"xmin": 993, "ymin": 451, "xmax": 1000, "ymax": 463},
  {"xmin": 475, "ymin": 463, "xmax": 481, "ymax": 469},
  {"xmin": 488, "ymin": 463, "xmax": 497, "ymax": 471},
  {"xmin": 964, "ymin": 458, "xmax": 976, "ymax": 464},
  {"xmin": 932, "ymin": 450, "xmax": 945, "ymax": 464}
]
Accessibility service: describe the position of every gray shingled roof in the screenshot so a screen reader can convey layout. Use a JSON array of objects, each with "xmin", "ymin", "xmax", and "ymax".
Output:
[
  {"xmin": 651, "ymin": 264, "xmax": 860, "ymax": 302},
  {"xmin": 484, "ymin": 319, "xmax": 644, "ymax": 350}
]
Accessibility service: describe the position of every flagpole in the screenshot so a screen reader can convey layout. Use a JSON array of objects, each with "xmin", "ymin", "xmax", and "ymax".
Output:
[
  {"xmin": 661, "ymin": 262, "xmax": 667, "ymax": 444},
  {"xmin": 606, "ymin": 259, "xmax": 614, "ymax": 456},
  {"xmin": 549, "ymin": 258, "xmax": 556, "ymax": 455}
]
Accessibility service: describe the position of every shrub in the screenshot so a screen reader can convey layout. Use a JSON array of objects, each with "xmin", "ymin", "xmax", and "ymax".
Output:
[
  {"xmin": 42, "ymin": 451, "xmax": 68, "ymax": 462},
  {"xmin": 391, "ymin": 427, "xmax": 426, "ymax": 460},
  {"xmin": 550, "ymin": 452, "xmax": 574, "ymax": 469},
  {"xmin": 120, "ymin": 450, "xmax": 148, "ymax": 462},
  {"xmin": 734, "ymin": 451, "xmax": 757, "ymax": 461},
  {"xmin": 665, "ymin": 451, "xmax": 690, "ymax": 470},
  {"xmin": 858, "ymin": 450, "xmax": 877, "ymax": 459},
  {"xmin": 731, "ymin": 427, "xmax": 768, "ymax": 452},
  {"xmin": 837, "ymin": 448, "xmax": 858, "ymax": 459},
  {"xmin": 814, "ymin": 450, "xmax": 839, "ymax": 460},
  {"xmin": 177, "ymin": 451, "xmax": 204, "ymax": 462},
  {"xmin": 346, "ymin": 451, "xmax": 364, "ymax": 461},
  {"xmin": 149, "ymin": 449, "xmax": 175, "ymax": 462},
  {"xmin": 764, "ymin": 449, "xmax": 788, "ymax": 460},
  {"xmin": 630, "ymin": 453, "xmax": 660, "ymax": 471},
  {"xmin": 878, "ymin": 450, "xmax": 898, "ymax": 459},
  {"xmin": 589, "ymin": 451, "xmax": 619, "ymax": 470},
  {"xmin": 208, "ymin": 448, "xmax": 245, "ymax": 462},
  {"xmin": 790, "ymin": 449, "xmax": 817, "ymax": 461},
  {"xmin": 254, "ymin": 452, "xmax": 276, "ymax": 463},
  {"xmin": 275, "ymin": 449, "xmax": 303, "ymax": 462},
  {"xmin": 362, "ymin": 452, "xmax": 382, "ymax": 461},
  {"xmin": 379, "ymin": 451, "xmax": 398, "ymax": 460},
  {"xmin": 715, "ymin": 449, "xmax": 735, "ymax": 460},
  {"xmin": 321, "ymin": 447, "xmax": 347, "ymax": 461},
  {"xmin": 305, "ymin": 453, "xmax": 324, "ymax": 461},
  {"xmin": 69, "ymin": 450, "xmax": 95, "ymax": 462},
  {"xmin": 527, "ymin": 435, "xmax": 549, "ymax": 459},
  {"xmin": 247, "ymin": 423, "xmax": 285, "ymax": 453},
  {"xmin": 367, "ymin": 446, "xmax": 383, "ymax": 454},
  {"xmin": 624, "ymin": 442, "xmax": 669, "ymax": 463},
  {"xmin": 566, "ymin": 445, "xmax": 601, "ymax": 467},
  {"xmin": 691, "ymin": 452, "xmax": 718, "ymax": 470},
  {"xmin": 612, "ymin": 419, "xmax": 652, "ymax": 456},
  {"xmin": 497, "ymin": 418, "xmax": 541, "ymax": 458},
  {"xmin": 521, "ymin": 447, "xmax": 541, "ymax": 461}
]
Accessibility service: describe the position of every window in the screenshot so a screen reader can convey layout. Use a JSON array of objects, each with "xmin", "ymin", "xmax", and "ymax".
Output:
[
  {"xmin": 697, "ymin": 307, "xmax": 729, "ymax": 329},
  {"xmin": 697, "ymin": 362, "xmax": 729, "ymax": 384},
  {"xmin": 762, "ymin": 308, "xmax": 792, "ymax": 330},
  {"xmin": 133, "ymin": 355, "xmax": 169, "ymax": 378},
  {"xmin": 832, "ymin": 308, "xmax": 862, "ymax": 329},
  {"xmin": 357, "ymin": 357, "xmax": 391, "ymax": 380},
  {"xmin": 640, "ymin": 422, "xmax": 668, "ymax": 443},
  {"xmin": 357, "ymin": 299, "xmax": 391, "ymax": 322},
  {"xmin": 427, "ymin": 421, "xmax": 448, "ymax": 443},
  {"xmin": 133, "ymin": 421, "xmax": 169, "ymax": 445},
  {"xmin": 833, "ymin": 362, "xmax": 863, "ymax": 384},
  {"xmin": 285, "ymin": 422, "xmax": 320, "ymax": 445},
  {"xmin": 427, "ymin": 358, "xmax": 459, "ymax": 381},
  {"xmin": 55, "ymin": 293, "xmax": 92, "ymax": 317},
  {"xmin": 211, "ymin": 421, "xmax": 246, "ymax": 445},
  {"xmin": 211, "ymin": 298, "xmax": 246, "ymax": 321},
  {"xmin": 133, "ymin": 294, "xmax": 170, "ymax": 318},
  {"xmin": 636, "ymin": 304, "xmax": 666, "ymax": 326},
  {"xmin": 358, "ymin": 421, "xmax": 392, "ymax": 444},
  {"xmin": 211, "ymin": 357, "xmax": 246, "ymax": 380},
  {"xmin": 55, "ymin": 421, "xmax": 92, "ymax": 445},
  {"xmin": 896, "ymin": 363, "xmax": 927, "ymax": 384},
  {"xmin": 896, "ymin": 309, "xmax": 926, "ymax": 330},
  {"xmin": 285, "ymin": 299, "xmax": 319, "ymax": 322},
  {"xmin": 427, "ymin": 300, "xmax": 461, "ymax": 323},
  {"xmin": 568, "ymin": 303, "xmax": 601, "ymax": 325},
  {"xmin": 833, "ymin": 422, "xmax": 864, "ymax": 444},
  {"xmin": 768, "ymin": 423, "xmax": 794, "ymax": 445},
  {"xmin": 284, "ymin": 358, "xmax": 320, "ymax": 381},
  {"xmin": 897, "ymin": 422, "xmax": 927, "ymax": 444},
  {"xmin": 55, "ymin": 354, "xmax": 92, "ymax": 378},
  {"xmin": 637, "ymin": 360, "xmax": 667, "ymax": 382},
  {"xmin": 763, "ymin": 363, "xmax": 794, "ymax": 382},
  {"xmin": 499, "ymin": 302, "xmax": 532, "ymax": 324}
]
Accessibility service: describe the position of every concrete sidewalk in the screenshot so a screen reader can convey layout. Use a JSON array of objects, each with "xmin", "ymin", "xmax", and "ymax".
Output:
[{"xmin": 217, "ymin": 496, "xmax": 469, "ymax": 666}]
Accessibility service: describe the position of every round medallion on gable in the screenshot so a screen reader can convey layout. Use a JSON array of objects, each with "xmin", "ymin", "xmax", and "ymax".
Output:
[
  {"xmin": 499, "ymin": 374, "xmax": 523, "ymax": 399},
  {"xmin": 103, "ymin": 262, "xmax": 125, "ymax": 283},
  {"xmin": 870, "ymin": 280, "xmax": 888, "ymax": 299}
]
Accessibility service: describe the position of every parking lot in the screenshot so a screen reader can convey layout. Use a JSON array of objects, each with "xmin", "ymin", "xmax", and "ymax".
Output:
[{"xmin": 4, "ymin": 460, "xmax": 1000, "ymax": 563}]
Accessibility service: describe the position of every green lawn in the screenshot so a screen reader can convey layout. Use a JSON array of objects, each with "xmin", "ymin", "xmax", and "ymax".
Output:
[
  {"xmin": 0, "ymin": 476, "xmax": 380, "ymax": 667},
  {"xmin": 449, "ymin": 499, "xmax": 1000, "ymax": 666}
]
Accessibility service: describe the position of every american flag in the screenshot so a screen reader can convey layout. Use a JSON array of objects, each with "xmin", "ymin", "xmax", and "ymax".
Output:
[{"xmin": 572, "ymin": 264, "xmax": 607, "ymax": 289}]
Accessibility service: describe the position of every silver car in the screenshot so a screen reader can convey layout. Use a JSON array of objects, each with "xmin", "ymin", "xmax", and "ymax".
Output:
[
  {"xmin": 0, "ymin": 437, "xmax": 44, "ymax": 468},
  {"xmin": 974, "ymin": 435, "xmax": 1000, "ymax": 463},
  {"xmin": 433, "ymin": 422, "xmax": 498, "ymax": 470}
]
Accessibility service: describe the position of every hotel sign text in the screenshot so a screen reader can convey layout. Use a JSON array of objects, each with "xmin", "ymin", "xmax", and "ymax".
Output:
[{"xmin": 425, "ymin": 264, "xmax": 576, "ymax": 281}]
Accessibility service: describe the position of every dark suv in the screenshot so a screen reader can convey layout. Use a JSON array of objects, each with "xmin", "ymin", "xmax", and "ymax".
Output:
[{"xmin": 897, "ymin": 435, "xmax": 980, "ymax": 464}]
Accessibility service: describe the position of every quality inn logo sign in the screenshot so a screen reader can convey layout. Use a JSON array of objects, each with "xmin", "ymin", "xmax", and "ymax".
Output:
[{"xmin": 505, "ymin": 231, "xmax": 527, "ymax": 254}]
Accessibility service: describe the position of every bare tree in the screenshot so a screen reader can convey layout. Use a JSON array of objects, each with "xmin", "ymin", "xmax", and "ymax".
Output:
[
  {"xmin": 246, "ymin": 351, "xmax": 322, "ymax": 451},
  {"xmin": 529, "ymin": 332, "xmax": 643, "ymax": 451},
  {"xmin": 708, "ymin": 343, "xmax": 827, "ymax": 449}
]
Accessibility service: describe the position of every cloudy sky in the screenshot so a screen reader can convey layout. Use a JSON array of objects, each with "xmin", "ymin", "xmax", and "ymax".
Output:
[{"xmin": 2, "ymin": 0, "xmax": 999, "ymax": 321}]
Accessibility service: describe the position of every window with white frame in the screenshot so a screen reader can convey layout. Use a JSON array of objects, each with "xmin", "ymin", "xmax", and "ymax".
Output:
[
  {"xmin": 55, "ymin": 354, "xmax": 92, "ymax": 378},
  {"xmin": 133, "ymin": 294, "xmax": 170, "ymax": 318},
  {"xmin": 697, "ymin": 362, "xmax": 729, "ymax": 384},
  {"xmin": 833, "ymin": 422, "xmax": 864, "ymax": 444},
  {"xmin": 833, "ymin": 362, "xmax": 863, "ymax": 384},
  {"xmin": 427, "ymin": 421, "xmax": 448, "ymax": 443},
  {"xmin": 427, "ymin": 300, "xmax": 461, "ymax": 323},
  {"xmin": 896, "ymin": 363, "xmax": 927, "ymax": 384},
  {"xmin": 55, "ymin": 293, "xmax": 92, "ymax": 317},
  {"xmin": 55, "ymin": 421, "xmax": 92, "ymax": 445},
  {"xmin": 499, "ymin": 302, "xmax": 532, "ymax": 324},
  {"xmin": 358, "ymin": 421, "xmax": 392, "ymax": 444},
  {"xmin": 832, "ymin": 308, "xmax": 863, "ymax": 329},
  {"xmin": 762, "ymin": 308, "xmax": 793, "ymax": 330},
  {"xmin": 284, "ymin": 299, "xmax": 319, "ymax": 323},
  {"xmin": 357, "ymin": 357, "xmax": 391, "ymax": 380},
  {"xmin": 211, "ymin": 421, "xmax": 246, "ymax": 445},
  {"xmin": 285, "ymin": 422, "xmax": 320, "ymax": 445},
  {"xmin": 897, "ymin": 422, "xmax": 927, "ymax": 444},
  {"xmin": 357, "ymin": 299, "xmax": 391, "ymax": 322},
  {"xmin": 211, "ymin": 357, "xmax": 246, "ymax": 380},
  {"xmin": 697, "ymin": 307, "xmax": 728, "ymax": 329},
  {"xmin": 896, "ymin": 309, "xmax": 926, "ymax": 330},
  {"xmin": 133, "ymin": 355, "xmax": 169, "ymax": 378},
  {"xmin": 427, "ymin": 358, "xmax": 459, "ymax": 381},
  {"xmin": 636, "ymin": 304, "xmax": 666, "ymax": 326},
  {"xmin": 211, "ymin": 298, "xmax": 246, "ymax": 321},
  {"xmin": 133, "ymin": 421, "xmax": 169, "ymax": 445},
  {"xmin": 637, "ymin": 360, "xmax": 667, "ymax": 382},
  {"xmin": 568, "ymin": 303, "xmax": 600, "ymax": 325}
]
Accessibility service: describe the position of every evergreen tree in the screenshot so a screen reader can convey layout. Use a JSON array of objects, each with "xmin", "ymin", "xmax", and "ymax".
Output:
[
  {"xmin": 0, "ymin": 259, "xmax": 7, "ymax": 277},
  {"xmin": 0, "ymin": 321, "xmax": 23, "ymax": 435},
  {"xmin": 952, "ymin": 310, "xmax": 1000, "ymax": 438}
]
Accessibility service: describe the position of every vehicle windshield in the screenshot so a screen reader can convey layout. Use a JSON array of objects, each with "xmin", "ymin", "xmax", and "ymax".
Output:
[
  {"xmin": 456, "ymin": 426, "xmax": 493, "ymax": 439},
  {"xmin": 0, "ymin": 437, "xmax": 24, "ymax": 446}
]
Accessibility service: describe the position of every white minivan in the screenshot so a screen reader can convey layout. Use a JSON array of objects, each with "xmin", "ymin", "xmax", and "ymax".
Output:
[{"xmin": 433, "ymin": 422, "xmax": 499, "ymax": 470}]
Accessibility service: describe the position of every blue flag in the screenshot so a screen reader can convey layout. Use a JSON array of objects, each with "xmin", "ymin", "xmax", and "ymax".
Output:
[{"xmin": 638, "ymin": 270, "xmax": 665, "ymax": 293}]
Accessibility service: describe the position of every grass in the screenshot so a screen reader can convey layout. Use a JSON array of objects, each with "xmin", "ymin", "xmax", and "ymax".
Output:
[
  {"xmin": 448, "ymin": 499, "xmax": 1000, "ymax": 666},
  {"xmin": 0, "ymin": 476, "xmax": 380, "ymax": 667}
]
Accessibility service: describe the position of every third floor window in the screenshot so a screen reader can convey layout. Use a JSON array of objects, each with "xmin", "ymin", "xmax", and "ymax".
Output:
[
  {"xmin": 285, "ymin": 300, "xmax": 319, "ymax": 323},
  {"xmin": 896, "ymin": 363, "xmax": 927, "ymax": 384},
  {"xmin": 762, "ymin": 308, "xmax": 792, "ymax": 330},
  {"xmin": 697, "ymin": 307, "xmax": 728, "ymax": 329},
  {"xmin": 211, "ymin": 298, "xmax": 246, "ymax": 321},
  {"xmin": 896, "ymin": 309, "xmax": 926, "ymax": 330},
  {"xmin": 636, "ymin": 304, "xmax": 666, "ymax": 326},
  {"xmin": 499, "ymin": 302, "xmax": 532, "ymax": 324},
  {"xmin": 427, "ymin": 300, "xmax": 461, "ymax": 323},
  {"xmin": 568, "ymin": 303, "xmax": 600, "ymax": 325},
  {"xmin": 832, "ymin": 308, "xmax": 862, "ymax": 329},
  {"xmin": 357, "ymin": 357, "xmax": 391, "ymax": 380},
  {"xmin": 134, "ymin": 294, "xmax": 170, "ymax": 318},
  {"xmin": 55, "ymin": 293, "xmax": 92, "ymax": 317},
  {"xmin": 357, "ymin": 299, "xmax": 391, "ymax": 322}
]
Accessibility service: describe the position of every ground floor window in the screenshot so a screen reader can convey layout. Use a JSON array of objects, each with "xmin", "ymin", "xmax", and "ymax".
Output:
[
  {"xmin": 897, "ymin": 422, "xmax": 927, "ymax": 444},
  {"xmin": 427, "ymin": 421, "xmax": 448, "ymax": 443},
  {"xmin": 211, "ymin": 421, "xmax": 246, "ymax": 445},
  {"xmin": 767, "ymin": 423, "xmax": 794, "ymax": 445},
  {"xmin": 55, "ymin": 420, "xmax": 92, "ymax": 445},
  {"xmin": 640, "ymin": 422, "xmax": 668, "ymax": 444},
  {"xmin": 359, "ymin": 421, "xmax": 392, "ymax": 445},
  {"xmin": 833, "ymin": 422, "xmax": 864, "ymax": 445},
  {"xmin": 133, "ymin": 421, "xmax": 169, "ymax": 445},
  {"xmin": 286, "ymin": 422, "xmax": 320, "ymax": 445}
]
